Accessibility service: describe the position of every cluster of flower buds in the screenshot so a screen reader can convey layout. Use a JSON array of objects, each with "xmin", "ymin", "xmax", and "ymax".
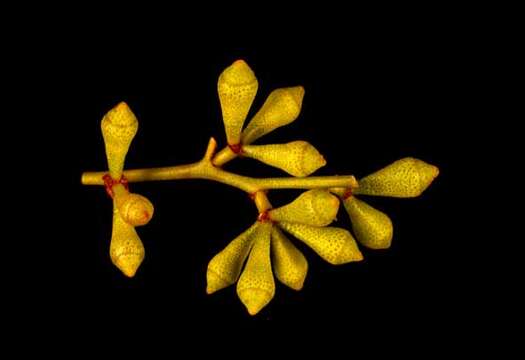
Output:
[
  {"xmin": 207, "ymin": 189, "xmax": 363, "ymax": 315},
  {"xmin": 86, "ymin": 59, "xmax": 438, "ymax": 316},
  {"xmin": 207, "ymin": 60, "xmax": 439, "ymax": 315},
  {"xmin": 335, "ymin": 158, "xmax": 439, "ymax": 249},
  {"xmin": 215, "ymin": 60, "xmax": 325, "ymax": 176},
  {"xmin": 100, "ymin": 102, "xmax": 154, "ymax": 277}
]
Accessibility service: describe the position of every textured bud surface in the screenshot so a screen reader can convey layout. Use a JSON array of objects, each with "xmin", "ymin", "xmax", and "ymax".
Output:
[
  {"xmin": 343, "ymin": 196, "xmax": 393, "ymax": 249},
  {"xmin": 237, "ymin": 222, "xmax": 274, "ymax": 315},
  {"xmin": 101, "ymin": 102, "xmax": 138, "ymax": 178},
  {"xmin": 355, "ymin": 158, "xmax": 439, "ymax": 197},
  {"xmin": 271, "ymin": 227, "xmax": 308, "ymax": 290},
  {"xmin": 278, "ymin": 222, "xmax": 363, "ymax": 265},
  {"xmin": 109, "ymin": 202, "xmax": 145, "ymax": 277},
  {"xmin": 242, "ymin": 86, "xmax": 305, "ymax": 144},
  {"xmin": 243, "ymin": 141, "xmax": 326, "ymax": 177},
  {"xmin": 206, "ymin": 222, "xmax": 259, "ymax": 294},
  {"xmin": 269, "ymin": 189, "xmax": 339, "ymax": 226},
  {"xmin": 218, "ymin": 60, "xmax": 258, "ymax": 145}
]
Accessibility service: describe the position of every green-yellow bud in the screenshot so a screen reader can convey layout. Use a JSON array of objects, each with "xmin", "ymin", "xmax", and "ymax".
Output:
[
  {"xmin": 271, "ymin": 227, "xmax": 308, "ymax": 291},
  {"xmin": 109, "ymin": 202, "xmax": 145, "ymax": 278},
  {"xmin": 242, "ymin": 141, "xmax": 326, "ymax": 177},
  {"xmin": 112, "ymin": 184, "xmax": 154, "ymax": 226},
  {"xmin": 237, "ymin": 222, "xmax": 274, "ymax": 316},
  {"xmin": 101, "ymin": 102, "xmax": 138, "ymax": 179},
  {"xmin": 355, "ymin": 157, "xmax": 439, "ymax": 198},
  {"xmin": 206, "ymin": 222, "xmax": 259, "ymax": 294},
  {"xmin": 278, "ymin": 222, "xmax": 363, "ymax": 265},
  {"xmin": 242, "ymin": 86, "xmax": 305, "ymax": 144},
  {"xmin": 343, "ymin": 196, "xmax": 393, "ymax": 249},
  {"xmin": 218, "ymin": 59, "xmax": 258, "ymax": 146},
  {"xmin": 269, "ymin": 189, "xmax": 339, "ymax": 227}
]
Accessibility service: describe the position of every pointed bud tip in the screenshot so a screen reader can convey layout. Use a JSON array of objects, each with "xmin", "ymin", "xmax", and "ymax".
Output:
[
  {"xmin": 335, "ymin": 240, "xmax": 364, "ymax": 264},
  {"xmin": 288, "ymin": 280, "xmax": 305, "ymax": 291},
  {"xmin": 113, "ymin": 253, "xmax": 143, "ymax": 277},
  {"xmin": 221, "ymin": 59, "xmax": 256, "ymax": 85},
  {"xmin": 287, "ymin": 86, "xmax": 305, "ymax": 107},
  {"xmin": 116, "ymin": 101, "xmax": 129, "ymax": 110},
  {"xmin": 300, "ymin": 144, "xmax": 326, "ymax": 176},
  {"xmin": 428, "ymin": 164, "xmax": 440, "ymax": 179},
  {"xmin": 104, "ymin": 101, "xmax": 137, "ymax": 128},
  {"xmin": 121, "ymin": 268, "xmax": 137, "ymax": 278},
  {"xmin": 206, "ymin": 270, "xmax": 230, "ymax": 294},
  {"xmin": 413, "ymin": 159, "xmax": 440, "ymax": 192},
  {"xmin": 238, "ymin": 288, "xmax": 272, "ymax": 316},
  {"xmin": 233, "ymin": 59, "xmax": 247, "ymax": 66}
]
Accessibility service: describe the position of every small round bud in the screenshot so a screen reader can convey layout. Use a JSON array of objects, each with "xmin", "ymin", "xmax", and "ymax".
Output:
[{"xmin": 116, "ymin": 193, "xmax": 154, "ymax": 226}]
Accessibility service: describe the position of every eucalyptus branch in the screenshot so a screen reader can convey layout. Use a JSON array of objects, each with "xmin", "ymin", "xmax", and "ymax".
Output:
[{"xmin": 82, "ymin": 59, "xmax": 438, "ymax": 316}]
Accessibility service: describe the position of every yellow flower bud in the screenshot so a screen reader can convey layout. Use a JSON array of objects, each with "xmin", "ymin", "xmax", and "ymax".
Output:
[
  {"xmin": 218, "ymin": 59, "xmax": 258, "ymax": 146},
  {"xmin": 113, "ymin": 184, "xmax": 154, "ymax": 226},
  {"xmin": 101, "ymin": 102, "xmax": 138, "ymax": 179},
  {"xmin": 242, "ymin": 86, "xmax": 305, "ymax": 144},
  {"xmin": 271, "ymin": 227, "xmax": 308, "ymax": 291},
  {"xmin": 355, "ymin": 157, "xmax": 439, "ymax": 198},
  {"xmin": 109, "ymin": 203, "xmax": 145, "ymax": 277},
  {"xmin": 206, "ymin": 222, "xmax": 258, "ymax": 294},
  {"xmin": 278, "ymin": 222, "xmax": 363, "ymax": 265},
  {"xmin": 242, "ymin": 141, "xmax": 326, "ymax": 177},
  {"xmin": 269, "ymin": 189, "xmax": 339, "ymax": 227},
  {"xmin": 343, "ymin": 196, "xmax": 393, "ymax": 249},
  {"xmin": 237, "ymin": 222, "xmax": 274, "ymax": 315}
]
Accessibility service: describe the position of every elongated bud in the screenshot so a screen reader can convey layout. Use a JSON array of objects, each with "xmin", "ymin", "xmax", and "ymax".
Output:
[
  {"xmin": 278, "ymin": 222, "xmax": 363, "ymax": 265},
  {"xmin": 271, "ymin": 227, "xmax": 308, "ymax": 290},
  {"xmin": 242, "ymin": 86, "xmax": 305, "ymax": 144},
  {"xmin": 237, "ymin": 222, "xmax": 274, "ymax": 315},
  {"xmin": 101, "ymin": 102, "xmax": 138, "ymax": 179},
  {"xmin": 343, "ymin": 196, "xmax": 393, "ymax": 249},
  {"xmin": 206, "ymin": 222, "xmax": 258, "ymax": 294},
  {"xmin": 355, "ymin": 158, "xmax": 439, "ymax": 198},
  {"xmin": 109, "ymin": 203, "xmax": 145, "ymax": 277},
  {"xmin": 113, "ymin": 184, "xmax": 154, "ymax": 226},
  {"xmin": 269, "ymin": 189, "xmax": 339, "ymax": 227},
  {"xmin": 218, "ymin": 60, "xmax": 258, "ymax": 146},
  {"xmin": 243, "ymin": 141, "xmax": 326, "ymax": 177}
]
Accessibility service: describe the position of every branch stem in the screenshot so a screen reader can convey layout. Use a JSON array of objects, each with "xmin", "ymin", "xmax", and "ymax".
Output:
[{"xmin": 81, "ymin": 137, "xmax": 358, "ymax": 195}]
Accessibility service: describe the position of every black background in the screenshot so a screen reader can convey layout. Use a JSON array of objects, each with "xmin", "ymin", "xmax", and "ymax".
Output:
[{"xmin": 21, "ymin": 13, "xmax": 478, "ymax": 335}]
